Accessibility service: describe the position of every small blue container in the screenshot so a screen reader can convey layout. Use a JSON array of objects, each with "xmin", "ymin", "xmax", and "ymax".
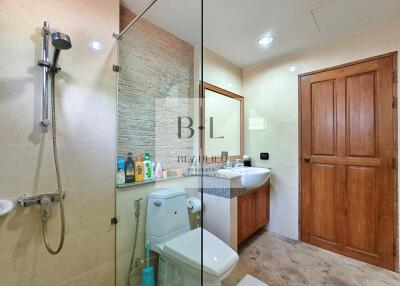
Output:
[
  {"xmin": 117, "ymin": 157, "xmax": 125, "ymax": 170},
  {"xmin": 141, "ymin": 266, "xmax": 154, "ymax": 286}
]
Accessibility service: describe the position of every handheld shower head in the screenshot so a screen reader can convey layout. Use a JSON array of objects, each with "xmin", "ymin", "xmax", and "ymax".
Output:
[
  {"xmin": 52, "ymin": 32, "xmax": 72, "ymax": 50},
  {"xmin": 51, "ymin": 32, "xmax": 72, "ymax": 70}
]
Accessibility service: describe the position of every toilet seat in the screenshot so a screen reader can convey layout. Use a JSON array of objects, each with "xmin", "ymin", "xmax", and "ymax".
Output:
[{"xmin": 163, "ymin": 228, "xmax": 239, "ymax": 277}]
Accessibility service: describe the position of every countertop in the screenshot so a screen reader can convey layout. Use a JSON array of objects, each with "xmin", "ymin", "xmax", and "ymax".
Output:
[{"xmin": 116, "ymin": 169, "xmax": 269, "ymax": 199}]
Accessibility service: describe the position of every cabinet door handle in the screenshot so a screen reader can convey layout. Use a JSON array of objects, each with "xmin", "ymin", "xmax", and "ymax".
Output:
[{"xmin": 304, "ymin": 156, "xmax": 311, "ymax": 163}]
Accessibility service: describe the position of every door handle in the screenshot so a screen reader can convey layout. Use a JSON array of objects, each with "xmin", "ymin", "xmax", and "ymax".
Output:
[{"xmin": 303, "ymin": 156, "xmax": 311, "ymax": 163}]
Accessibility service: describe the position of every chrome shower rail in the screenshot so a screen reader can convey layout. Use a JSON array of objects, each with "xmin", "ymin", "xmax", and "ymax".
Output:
[
  {"xmin": 113, "ymin": 0, "xmax": 158, "ymax": 40},
  {"xmin": 39, "ymin": 21, "xmax": 51, "ymax": 132}
]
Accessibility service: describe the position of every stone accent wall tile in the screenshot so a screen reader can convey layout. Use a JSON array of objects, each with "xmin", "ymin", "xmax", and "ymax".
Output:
[{"xmin": 118, "ymin": 5, "xmax": 195, "ymax": 171}]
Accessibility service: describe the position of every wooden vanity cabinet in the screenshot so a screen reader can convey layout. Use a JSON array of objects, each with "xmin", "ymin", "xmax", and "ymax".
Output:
[{"xmin": 238, "ymin": 181, "xmax": 270, "ymax": 244}]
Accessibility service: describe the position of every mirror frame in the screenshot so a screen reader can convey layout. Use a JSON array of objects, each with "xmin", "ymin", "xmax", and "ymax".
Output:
[{"xmin": 201, "ymin": 82, "xmax": 244, "ymax": 163}]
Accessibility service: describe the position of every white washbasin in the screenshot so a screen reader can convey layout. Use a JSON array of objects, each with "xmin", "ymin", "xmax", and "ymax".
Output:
[
  {"xmin": 218, "ymin": 167, "xmax": 271, "ymax": 189},
  {"xmin": 0, "ymin": 199, "xmax": 14, "ymax": 216}
]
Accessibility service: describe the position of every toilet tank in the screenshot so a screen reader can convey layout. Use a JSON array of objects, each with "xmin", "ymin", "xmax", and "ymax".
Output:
[{"xmin": 146, "ymin": 188, "xmax": 190, "ymax": 247}]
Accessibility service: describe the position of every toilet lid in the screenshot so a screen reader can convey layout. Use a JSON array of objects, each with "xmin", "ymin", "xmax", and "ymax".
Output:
[{"xmin": 163, "ymin": 228, "xmax": 239, "ymax": 277}]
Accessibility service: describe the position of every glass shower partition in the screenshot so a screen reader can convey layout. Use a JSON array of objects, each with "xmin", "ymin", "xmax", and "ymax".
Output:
[{"xmin": 115, "ymin": 1, "xmax": 203, "ymax": 285}]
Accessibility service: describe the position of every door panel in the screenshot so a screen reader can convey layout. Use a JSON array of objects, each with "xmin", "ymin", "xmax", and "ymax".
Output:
[
  {"xmin": 312, "ymin": 80, "xmax": 335, "ymax": 155},
  {"xmin": 238, "ymin": 192, "xmax": 255, "ymax": 243},
  {"xmin": 255, "ymin": 186, "xmax": 268, "ymax": 229},
  {"xmin": 311, "ymin": 164, "xmax": 337, "ymax": 244},
  {"xmin": 347, "ymin": 166, "xmax": 378, "ymax": 255},
  {"xmin": 347, "ymin": 72, "xmax": 377, "ymax": 157},
  {"xmin": 238, "ymin": 182, "xmax": 270, "ymax": 244},
  {"xmin": 300, "ymin": 53, "xmax": 396, "ymax": 270}
]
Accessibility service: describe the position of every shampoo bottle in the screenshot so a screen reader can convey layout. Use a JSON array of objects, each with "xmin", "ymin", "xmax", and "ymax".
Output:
[
  {"xmin": 134, "ymin": 152, "xmax": 144, "ymax": 182},
  {"xmin": 143, "ymin": 153, "xmax": 152, "ymax": 181},
  {"xmin": 125, "ymin": 152, "xmax": 135, "ymax": 183}
]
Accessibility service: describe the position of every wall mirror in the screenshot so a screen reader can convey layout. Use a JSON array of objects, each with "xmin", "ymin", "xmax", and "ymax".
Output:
[{"xmin": 203, "ymin": 82, "xmax": 244, "ymax": 161}]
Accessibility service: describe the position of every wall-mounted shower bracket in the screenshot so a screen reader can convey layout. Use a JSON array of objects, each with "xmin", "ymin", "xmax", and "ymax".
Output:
[
  {"xmin": 17, "ymin": 192, "xmax": 66, "ymax": 208},
  {"xmin": 38, "ymin": 59, "xmax": 62, "ymax": 73},
  {"xmin": 38, "ymin": 60, "xmax": 51, "ymax": 68}
]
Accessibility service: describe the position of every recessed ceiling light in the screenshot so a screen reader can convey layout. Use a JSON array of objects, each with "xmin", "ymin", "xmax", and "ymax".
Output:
[
  {"xmin": 289, "ymin": 66, "xmax": 297, "ymax": 72},
  {"xmin": 89, "ymin": 41, "xmax": 103, "ymax": 51},
  {"xmin": 258, "ymin": 36, "xmax": 274, "ymax": 46}
]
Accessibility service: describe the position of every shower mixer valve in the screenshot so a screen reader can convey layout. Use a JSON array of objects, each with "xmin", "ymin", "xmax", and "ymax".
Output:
[
  {"xmin": 17, "ymin": 192, "xmax": 66, "ymax": 208},
  {"xmin": 40, "ymin": 197, "xmax": 53, "ymax": 220}
]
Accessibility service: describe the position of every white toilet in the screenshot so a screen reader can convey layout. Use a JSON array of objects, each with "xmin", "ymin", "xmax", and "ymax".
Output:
[{"xmin": 146, "ymin": 188, "xmax": 239, "ymax": 286}]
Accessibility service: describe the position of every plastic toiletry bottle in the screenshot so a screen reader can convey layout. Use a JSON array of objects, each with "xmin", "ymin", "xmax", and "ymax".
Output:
[
  {"xmin": 125, "ymin": 153, "xmax": 135, "ymax": 183},
  {"xmin": 151, "ymin": 161, "xmax": 156, "ymax": 179},
  {"xmin": 155, "ymin": 163, "xmax": 162, "ymax": 179},
  {"xmin": 134, "ymin": 152, "xmax": 144, "ymax": 182},
  {"xmin": 143, "ymin": 153, "xmax": 152, "ymax": 181},
  {"xmin": 116, "ymin": 157, "xmax": 125, "ymax": 185}
]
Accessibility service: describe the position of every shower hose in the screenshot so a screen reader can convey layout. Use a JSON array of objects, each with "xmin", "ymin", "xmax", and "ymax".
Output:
[
  {"xmin": 41, "ymin": 72, "xmax": 65, "ymax": 255},
  {"xmin": 126, "ymin": 200, "xmax": 141, "ymax": 286}
]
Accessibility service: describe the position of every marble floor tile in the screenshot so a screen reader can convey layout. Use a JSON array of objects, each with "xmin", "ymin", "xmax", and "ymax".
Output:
[{"xmin": 223, "ymin": 230, "xmax": 400, "ymax": 286}]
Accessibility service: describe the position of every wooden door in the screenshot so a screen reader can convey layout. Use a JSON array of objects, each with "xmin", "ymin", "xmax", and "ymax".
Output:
[
  {"xmin": 255, "ymin": 185, "xmax": 269, "ymax": 229},
  {"xmin": 238, "ymin": 191, "xmax": 256, "ymax": 243},
  {"xmin": 300, "ymin": 53, "xmax": 397, "ymax": 270}
]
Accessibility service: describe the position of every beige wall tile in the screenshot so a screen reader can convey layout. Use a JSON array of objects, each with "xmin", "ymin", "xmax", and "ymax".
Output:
[
  {"xmin": 204, "ymin": 48, "xmax": 243, "ymax": 95},
  {"xmin": 0, "ymin": 0, "xmax": 118, "ymax": 285}
]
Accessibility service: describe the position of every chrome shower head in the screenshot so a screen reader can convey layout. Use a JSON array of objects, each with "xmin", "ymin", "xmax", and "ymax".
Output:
[
  {"xmin": 51, "ymin": 32, "xmax": 72, "ymax": 70},
  {"xmin": 51, "ymin": 32, "xmax": 72, "ymax": 50}
]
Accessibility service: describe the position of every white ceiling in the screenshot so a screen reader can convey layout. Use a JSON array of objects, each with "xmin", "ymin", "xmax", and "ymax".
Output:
[{"xmin": 121, "ymin": 0, "xmax": 400, "ymax": 67}]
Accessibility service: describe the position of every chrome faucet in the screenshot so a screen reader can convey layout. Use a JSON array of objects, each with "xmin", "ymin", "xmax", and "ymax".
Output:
[
  {"xmin": 224, "ymin": 160, "xmax": 233, "ymax": 169},
  {"xmin": 235, "ymin": 159, "xmax": 244, "ymax": 168}
]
